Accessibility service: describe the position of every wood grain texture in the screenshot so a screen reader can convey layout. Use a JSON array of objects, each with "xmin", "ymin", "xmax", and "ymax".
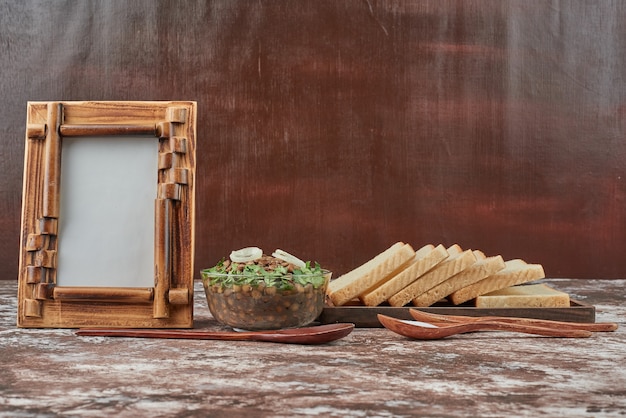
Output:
[{"xmin": 1, "ymin": 1, "xmax": 625, "ymax": 281}]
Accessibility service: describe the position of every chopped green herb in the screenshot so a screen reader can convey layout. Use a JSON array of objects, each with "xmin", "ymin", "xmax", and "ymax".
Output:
[{"xmin": 201, "ymin": 258, "xmax": 327, "ymax": 291}]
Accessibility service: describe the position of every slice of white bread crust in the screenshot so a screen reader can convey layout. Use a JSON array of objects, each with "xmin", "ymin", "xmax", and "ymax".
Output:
[
  {"xmin": 448, "ymin": 259, "xmax": 545, "ymax": 305},
  {"xmin": 475, "ymin": 283, "xmax": 570, "ymax": 308},
  {"xmin": 359, "ymin": 244, "xmax": 449, "ymax": 306},
  {"xmin": 327, "ymin": 242, "xmax": 416, "ymax": 306},
  {"xmin": 412, "ymin": 252, "xmax": 506, "ymax": 307},
  {"xmin": 387, "ymin": 244, "xmax": 476, "ymax": 307}
]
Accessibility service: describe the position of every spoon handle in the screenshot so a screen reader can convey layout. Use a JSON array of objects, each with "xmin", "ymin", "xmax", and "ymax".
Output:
[
  {"xmin": 464, "ymin": 321, "xmax": 592, "ymax": 338},
  {"xmin": 410, "ymin": 309, "xmax": 618, "ymax": 332},
  {"xmin": 76, "ymin": 328, "xmax": 275, "ymax": 341}
]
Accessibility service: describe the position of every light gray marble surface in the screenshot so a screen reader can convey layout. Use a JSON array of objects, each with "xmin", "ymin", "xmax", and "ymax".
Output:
[{"xmin": 1, "ymin": 279, "xmax": 625, "ymax": 417}]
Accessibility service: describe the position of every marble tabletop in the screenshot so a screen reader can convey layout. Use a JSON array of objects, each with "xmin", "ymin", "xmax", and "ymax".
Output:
[{"xmin": 1, "ymin": 279, "xmax": 625, "ymax": 417}]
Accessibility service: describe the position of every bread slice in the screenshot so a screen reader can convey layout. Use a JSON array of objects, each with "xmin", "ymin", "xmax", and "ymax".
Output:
[
  {"xmin": 476, "ymin": 283, "xmax": 570, "ymax": 308},
  {"xmin": 448, "ymin": 259, "xmax": 545, "ymax": 305},
  {"xmin": 387, "ymin": 244, "xmax": 476, "ymax": 307},
  {"xmin": 412, "ymin": 251, "xmax": 506, "ymax": 307},
  {"xmin": 475, "ymin": 283, "xmax": 569, "ymax": 308},
  {"xmin": 359, "ymin": 244, "xmax": 448, "ymax": 306},
  {"xmin": 326, "ymin": 242, "xmax": 416, "ymax": 306}
]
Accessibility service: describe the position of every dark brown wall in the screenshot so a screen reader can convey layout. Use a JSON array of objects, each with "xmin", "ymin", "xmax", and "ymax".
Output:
[{"xmin": 1, "ymin": 1, "xmax": 625, "ymax": 279}]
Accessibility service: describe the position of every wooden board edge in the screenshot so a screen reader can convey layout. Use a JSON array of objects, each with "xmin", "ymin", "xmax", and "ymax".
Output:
[{"xmin": 317, "ymin": 299, "xmax": 596, "ymax": 328}]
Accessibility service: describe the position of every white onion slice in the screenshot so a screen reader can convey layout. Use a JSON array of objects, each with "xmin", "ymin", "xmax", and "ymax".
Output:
[
  {"xmin": 230, "ymin": 247, "xmax": 263, "ymax": 263},
  {"xmin": 272, "ymin": 249, "xmax": 306, "ymax": 268}
]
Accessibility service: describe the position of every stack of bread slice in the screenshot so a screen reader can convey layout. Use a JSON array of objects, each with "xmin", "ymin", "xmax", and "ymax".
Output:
[{"xmin": 327, "ymin": 242, "xmax": 558, "ymax": 308}]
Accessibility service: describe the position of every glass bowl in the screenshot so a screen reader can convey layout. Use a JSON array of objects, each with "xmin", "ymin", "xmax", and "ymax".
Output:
[{"xmin": 200, "ymin": 269, "xmax": 332, "ymax": 330}]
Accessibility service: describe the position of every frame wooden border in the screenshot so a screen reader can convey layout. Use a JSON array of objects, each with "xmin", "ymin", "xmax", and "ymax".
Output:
[{"xmin": 17, "ymin": 101, "xmax": 196, "ymax": 328}]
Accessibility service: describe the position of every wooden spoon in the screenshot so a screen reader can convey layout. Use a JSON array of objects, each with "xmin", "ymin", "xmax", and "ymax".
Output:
[
  {"xmin": 409, "ymin": 309, "xmax": 618, "ymax": 332},
  {"xmin": 76, "ymin": 323, "xmax": 355, "ymax": 345},
  {"xmin": 377, "ymin": 314, "xmax": 592, "ymax": 340}
]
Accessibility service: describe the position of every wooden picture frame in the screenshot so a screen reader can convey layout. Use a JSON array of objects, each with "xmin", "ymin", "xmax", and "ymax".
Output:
[{"xmin": 17, "ymin": 101, "xmax": 197, "ymax": 328}]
